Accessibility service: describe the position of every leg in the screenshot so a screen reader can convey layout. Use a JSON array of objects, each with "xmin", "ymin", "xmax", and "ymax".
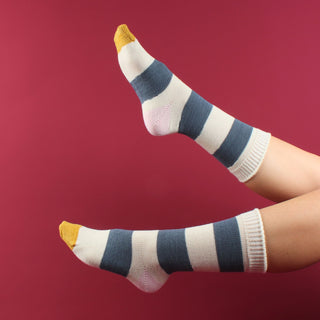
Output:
[
  {"xmin": 262, "ymin": 188, "xmax": 320, "ymax": 272},
  {"xmin": 114, "ymin": 25, "xmax": 271, "ymax": 184},
  {"xmin": 246, "ymin": 137, "xmax": 320, "ymax": 202},
  {"xmin": 114, "ymin": 25, "xmax": 320, "ymax": 202},
  {"xmin": 59, "ymin": 189, "xmax": 320, "ymax": 292},
  {"xmin": 59, "ymin": 209, "xmax": 266, "ymax": 293}
]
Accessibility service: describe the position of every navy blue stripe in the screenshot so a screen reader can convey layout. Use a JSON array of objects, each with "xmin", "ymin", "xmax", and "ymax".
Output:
[
  {"xmin": 100, "ymin": 229, "xmax": 133, "ymax": 277},
  {"xmin": 213, "ymin": 217, "xmax": 244, "ymax": 272},
  {"xmin": 157, "ymin": 229, "xmax": 193, "ymax": 274},
  {"xmin": 178, "ymin": 91, "xmax": 212, "ymax": 140},
  {"xmin": 130, "ymin": 60, "xmax": 173, "ymax": 103},
  {"xmin": 213, "ymin": 119, "xmax": 253, "ymax": 167}
]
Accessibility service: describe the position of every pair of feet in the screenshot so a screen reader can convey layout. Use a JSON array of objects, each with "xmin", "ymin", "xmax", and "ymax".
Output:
[{"xmin": 60, "ymin": 24, "xmax": 270, "ymax": 293}]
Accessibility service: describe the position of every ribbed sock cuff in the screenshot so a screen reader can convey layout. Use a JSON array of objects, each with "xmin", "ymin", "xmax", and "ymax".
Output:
[
  {"xmin": 229, "ymin": 129, "xmax": 271, "ymax": 183},
  {"xmin": 239, "ymin": 209, "xmax": 267, "ymax": 272}
]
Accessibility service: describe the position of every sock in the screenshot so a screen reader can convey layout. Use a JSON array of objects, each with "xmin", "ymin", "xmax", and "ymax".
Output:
[
  {"xmin": 114, "ymin": 24, "xmax": 271, "ymax": 182},
  {"xmin": 59, "ymin": 209, "xmax": 267, "ymax": 293}
]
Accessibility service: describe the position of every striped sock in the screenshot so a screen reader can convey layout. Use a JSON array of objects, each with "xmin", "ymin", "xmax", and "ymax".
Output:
[
  {"xmin": 114, "ymin": 25, "xmax": 271, "ymax": 182},
  {"xmin": 59, "ymin": 209, "xmax": 267, "ymax": 293}
]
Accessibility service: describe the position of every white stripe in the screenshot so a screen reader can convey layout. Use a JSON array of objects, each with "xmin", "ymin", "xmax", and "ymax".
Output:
[
  {"xmin": 142, "ymin": 75, "xmax": 192, "ymax": 135},
  {"xmin": 185, "ymin": 223, "xmax": 219, "ymax": 272},
  {"xmin": 127, "ymin": 230, "xmax": 169, "ymax": 293},
  {"xmin": 195, "ymin": 106, "xmax": 234, "ymax": 154},
  {"xmin": 73, "ymin": 227, "xmax": 110, "ymax": 268},
  {"xmin": 236, "ymin": 215, "xmax": 249, "ymax": 271},
  {"xmin": 118, "ymin": 39, "xmax": 155, "ymax": 82},
  {"xmin": 228, "ymin": 129, "xmax": 271, "ymax": 182},
  {"xmin": 238, "ymin": 209, "xmax": 267, "ymax": 272}
]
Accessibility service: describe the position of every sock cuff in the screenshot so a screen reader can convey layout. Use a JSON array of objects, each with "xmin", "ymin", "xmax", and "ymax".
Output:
[
  {"xmin": 229, "ymin": 129, "xmax": 271, "ymax": 183},
  {"xmin": 239, "ymin": 208, "xmax": 268, "ymax": 272}
]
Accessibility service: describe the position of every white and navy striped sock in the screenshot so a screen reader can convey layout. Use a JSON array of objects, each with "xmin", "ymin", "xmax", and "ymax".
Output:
[
  {"xmin": 59, "ymin": 209, "xmax": 267, "ymax": 293},
  {"xmin": 114, "ymin": 25, "xmax": 271, "ymax": 182}
]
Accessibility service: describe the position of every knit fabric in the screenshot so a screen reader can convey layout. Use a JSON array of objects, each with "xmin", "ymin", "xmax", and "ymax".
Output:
[
  {"xmin": 59, "ymin": 209, "xmax": 267, "ymax": 293},
  {"xmin": 114, "ymin": 24, "xmax": 271, "ymax": 182}
]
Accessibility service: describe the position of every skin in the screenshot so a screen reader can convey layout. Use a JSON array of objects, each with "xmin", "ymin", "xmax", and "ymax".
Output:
[
  {"xmin": 245, "ymin": 136, "xmax": 320, "ymax": 202},
  {"xmin": 242, "ymin": 136, "xmax": 320, "ymax": 272},
  {"xmin": 261, "ymin": 189, "xmax": 320, "ymax": 272}
]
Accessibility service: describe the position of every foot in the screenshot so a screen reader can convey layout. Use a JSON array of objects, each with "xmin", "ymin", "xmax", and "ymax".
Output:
[
  {"xmin": 59, "ymin": 221, "xmax": 169, "ymax": 293},
  {"xmin": 114, "ymin": 24, "xmax": 199, "ymax": 137},
  {"xmin": 59, "ymin": 210, "xmax": 267, "ymax": 292}
]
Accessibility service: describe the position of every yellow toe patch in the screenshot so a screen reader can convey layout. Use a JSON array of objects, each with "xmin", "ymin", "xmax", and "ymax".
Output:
[
  {"xmin": 114, "ymin": 24, "xmax": 136, "ymax": 53},
  {"xmin": 59, "ymin": 221, "xmax": 81, "ymax": 251}
]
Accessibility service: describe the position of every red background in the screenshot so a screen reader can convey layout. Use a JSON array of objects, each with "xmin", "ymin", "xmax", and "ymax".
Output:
[{"xmin": 1, "ymin": 0, "xmax": 320, "ymax": 319}]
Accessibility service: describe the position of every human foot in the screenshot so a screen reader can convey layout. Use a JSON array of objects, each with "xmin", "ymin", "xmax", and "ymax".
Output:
[{"xmin": 114, "ymin": 24, "xmax": 270, "ymax": 182}]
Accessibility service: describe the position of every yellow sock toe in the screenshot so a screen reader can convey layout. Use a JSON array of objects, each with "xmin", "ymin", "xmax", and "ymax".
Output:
[
  {"xmin": 59, "ymin": 221, "xmax": 82, "ymax": 251},
  {"xmin": 114, "ymin": 24, "xmax": 136, "ymax": 53}
]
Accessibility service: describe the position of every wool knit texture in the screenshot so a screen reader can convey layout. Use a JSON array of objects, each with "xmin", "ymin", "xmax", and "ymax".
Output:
[
  {"xmin": 59, "ymin": 209, "xmax": 267, "ymax": 293},
  {"xmin": 114, "ymin": 24, "xmax": 271, "ymax": 182}
]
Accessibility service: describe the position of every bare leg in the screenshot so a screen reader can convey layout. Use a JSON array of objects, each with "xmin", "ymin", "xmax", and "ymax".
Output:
[
  {"xmin": 262, "ymin": 188, "xmax": 320, "ymax": 272},
  {"xmin": 245, "ymin": 137, "xmax": 320, "ymax": 202}
]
